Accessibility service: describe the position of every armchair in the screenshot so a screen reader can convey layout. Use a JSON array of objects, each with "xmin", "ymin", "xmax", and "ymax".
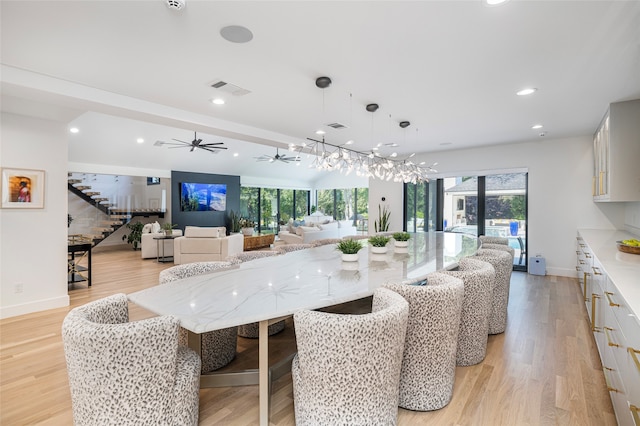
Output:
[
  {"xmin": 62, "ymin": 293, "xmax": 200, "ymax": 425},
  {"xmin": 173, "ymin": 226, "xmax": 243, "ymax": 264}
]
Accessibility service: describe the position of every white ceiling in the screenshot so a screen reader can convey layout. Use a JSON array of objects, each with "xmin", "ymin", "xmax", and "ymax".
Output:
[{"xmin": 1, "ymin": 1, "xmax": 639, "ymax": 184}]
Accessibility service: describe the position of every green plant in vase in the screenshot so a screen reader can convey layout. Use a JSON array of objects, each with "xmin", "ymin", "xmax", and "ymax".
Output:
[
  {"xmin": 228, "ymin": 210, "xmax": 241, "ymax": 233},
  {"xmin": 392, "ymin": 232, "xmax": 411, "ymax": 248},
  {"xmin": 368, "ymin": 235, "xmax": 390, "ymax": 254},
  {"xmin": 374, "ymin": 204, "xmax": 390, "ymax": 233},
  {"xmin": 336, "ymin": 239, "xmax": 363, "ymax": 261},
  {"xmin": 162, "ymin": 223, "xmax": 177, "ymax": 236},
  {"xmin": 122, "ymin": 221, "xmax": 144, "ymax": 250}
]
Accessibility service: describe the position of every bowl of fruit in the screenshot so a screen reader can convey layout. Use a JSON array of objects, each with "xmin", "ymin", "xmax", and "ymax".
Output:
[{"xmin": 616, "ymin": 238, "xmax": 640, "ymax": 255}]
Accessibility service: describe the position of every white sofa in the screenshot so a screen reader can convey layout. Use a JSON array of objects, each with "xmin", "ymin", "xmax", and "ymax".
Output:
[
  {"xmin": 173, "ymin": 226, "xmax": 244, "ymax": 264},
  {"xmin": 278, "ymin": 220, "xmax": 356, "ymax": 244},
  {"xmin": 141, "ymin": 229, "xmax": 183, "ymax": 259}
]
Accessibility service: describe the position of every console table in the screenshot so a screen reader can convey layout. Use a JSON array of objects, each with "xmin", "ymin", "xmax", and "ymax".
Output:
[
  {"xmin": 68, "ymin": 235, "xmax": 93, "ymax": 287},
  {"xmin": 153, "ymin": 235, "xmax": 177, "ymax": 263},
  {"xmin": 129, "ymin": 232, "xmax": 479, "ymax": 426},
  {"xmin": 243, "ymin": 233, "xmax": 275, "ymax": 251}
]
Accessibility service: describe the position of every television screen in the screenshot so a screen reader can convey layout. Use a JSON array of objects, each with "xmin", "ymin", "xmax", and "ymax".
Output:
[{"xmin": 180, "ymin": 182, "xmax": 227, "ymax": 212}]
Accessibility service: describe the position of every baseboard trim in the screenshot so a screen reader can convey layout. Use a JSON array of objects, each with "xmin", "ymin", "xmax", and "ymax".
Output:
[{"xmin": 0, "ymin": 295, "xmax": 70, "ymax": 319}]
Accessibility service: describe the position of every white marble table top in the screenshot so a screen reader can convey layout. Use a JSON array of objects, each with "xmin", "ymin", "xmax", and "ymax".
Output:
[{"xmin": 129, "ymin": 232, "xmax": 479, "ymax": 333}]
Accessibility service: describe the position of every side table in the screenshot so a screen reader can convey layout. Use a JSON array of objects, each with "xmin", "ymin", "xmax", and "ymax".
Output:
[{"xmin": 154, "ymin": 235, "xmax": 177, "ymax": 263}]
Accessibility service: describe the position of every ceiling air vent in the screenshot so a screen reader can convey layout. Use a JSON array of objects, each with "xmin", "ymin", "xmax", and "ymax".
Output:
[
  {"xmin": 326, "ymin": 122, "xmax": 348, "ymax": 130},
  {"xmin": 209, "ymin": 79, "xmax": 251, "ymax": 96},
  {"xmin": 165, "ymin": 0, "xmax": 186, "ymax": 11}
]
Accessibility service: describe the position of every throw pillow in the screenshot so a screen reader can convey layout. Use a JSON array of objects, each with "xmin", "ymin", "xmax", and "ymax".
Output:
[
  {"xmin": 142, "ymin": 223, "xmax": 153, "ymax": 234},
  {"xmin": 151, "ymin": 221, "xmax": 161, "ymax": 233}
]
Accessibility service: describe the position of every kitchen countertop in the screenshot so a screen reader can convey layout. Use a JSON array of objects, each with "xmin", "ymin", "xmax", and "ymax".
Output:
[{"xmin": 578, "ymin": 228, "xmax": 640, "ymax": 319}]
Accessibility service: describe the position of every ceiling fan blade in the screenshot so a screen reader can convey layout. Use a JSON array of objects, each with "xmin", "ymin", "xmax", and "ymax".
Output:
[
  {"xmin": 172, "ymin": 138, "xmax": 189, "ymax": 143},
  {"xmin": 200, "ymin": 142, "xmax": 225, "ymax": 147},
  {"xmin": 168, "ymin": 145, "xmax": 190, "ymax": 149}
]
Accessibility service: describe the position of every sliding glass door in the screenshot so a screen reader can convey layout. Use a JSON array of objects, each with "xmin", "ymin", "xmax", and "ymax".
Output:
[{"xmin": 404, "ymin": 172, "xmax": 528, "ymax": 271}]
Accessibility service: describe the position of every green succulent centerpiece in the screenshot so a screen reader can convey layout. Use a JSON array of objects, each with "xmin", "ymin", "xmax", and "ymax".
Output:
[
  {"xmin": 392, "ymin": 232, "xmax": 411, "ymax": 248},
  {"xmin": 368, "ymin": 235, "xmax": 390, "ymax": 254},
  {"xmin": 369, "ymin": 235, "xmax": 390, "ymax": 247},
  {"xmin": 336, "ymin": 239, "xmax": 363, "ymax": 262},
  {"xmin": 228, "ymin": 210, "xmax": 241, "ymax": 233}
]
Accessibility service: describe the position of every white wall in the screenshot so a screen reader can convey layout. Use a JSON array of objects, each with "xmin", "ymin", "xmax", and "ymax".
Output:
[
  {"xmin": 1, "ymin": 113, "xmax": 70, "ymax": 318},
  {"xmin": 375, "ymin": 135, "xmax": 624, "ymax": 277},
  {"xmin": 367, "ymin": 179, "xmax": 404, "ymax": 234},
  {"xmin": 625, "ymin": 202, "xmax": 640, "ymax": 235}
]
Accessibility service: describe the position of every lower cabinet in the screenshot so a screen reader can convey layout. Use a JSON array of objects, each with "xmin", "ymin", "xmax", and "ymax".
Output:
[{"xmin": 577, "ymin": 232, "xmax": 640, "ymax": 426}]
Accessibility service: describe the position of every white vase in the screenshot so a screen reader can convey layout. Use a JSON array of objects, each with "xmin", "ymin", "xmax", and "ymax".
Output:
[
  {"xmin": 371, "ymin": 246, "xmax": 388, "ymax": 254},
  {"xmin": 242, "ymin": 228, "xmax": 254, "ymax": 236},
  {"xmin": 341, "ymin": 260, "xmax": 359, "ymax": 270},
  {"xmin": 394, "ymin": 240, "xmax": 409, "ymax": 248},
  {"xmin": 341, "ymin": 253, "xmax": 359, "ymax": 262}
]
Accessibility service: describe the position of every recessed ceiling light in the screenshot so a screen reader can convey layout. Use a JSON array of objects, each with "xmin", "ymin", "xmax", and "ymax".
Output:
[
  {"xmin": 315, "ymin": 130, "xmax": 325, "ymax": 135},
  {"xmin": 136, "ymin": 138, "xmax": 144, "ymax": 144},
  {"xmin": 516, "ymin": 88, "xmax": 537, "ymax": 96},
  {"xmin": 233, "ymin": 152, "xmax": 239, "ymax": 157},
  {"xmin": 220, "ymin": 25, "xmax": 253, "ymax": 44},
  {"xmin": 484, "ymin": 0, "xmax": 510, "ymax": 6},
  {"xmin": 345, "ymin": 140, "xmax": 354, "ymax": 145},
  {"xmin": 372, "ymin": 147, "xmax": 379, "ymax": 151},
  {"xmin": 390, "ymin": 152, "xmax": 398, "ymax": 157},
  {"xmin": 531, "ymin": 124, "xmax": 543, "ymax": 129},
  {"xmin": 69, "ymin": 127, "xmax": 79, "ymax": 134},
  {"xmin": 211, "ymin": 98, "xmax": 225, "ymax": 105}
]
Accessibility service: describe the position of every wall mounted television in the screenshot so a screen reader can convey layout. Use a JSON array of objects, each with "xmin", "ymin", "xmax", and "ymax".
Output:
[{"xmin": 180, "ymin": 182, "xmax": 227, "ymax": 212}]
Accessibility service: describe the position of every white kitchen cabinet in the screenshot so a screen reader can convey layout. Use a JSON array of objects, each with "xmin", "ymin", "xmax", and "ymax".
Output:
[
  {"xmin": 577, "ymin": 230, "xmax": 640, "ymax": 425},
  {"xmin": 593, "ymin": 99, "xmax": 640, "ymax": 202}
]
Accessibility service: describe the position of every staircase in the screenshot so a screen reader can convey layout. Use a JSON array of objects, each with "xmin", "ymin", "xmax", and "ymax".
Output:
[{"xmin": 68, "ymin": 174, "xmax": 165, "ymax": 246}]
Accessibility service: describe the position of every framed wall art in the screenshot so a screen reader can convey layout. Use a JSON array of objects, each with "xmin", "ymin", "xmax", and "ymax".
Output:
[{"xmin": 1, "ymin": 167, "xmax": 45, "ymax": 209}]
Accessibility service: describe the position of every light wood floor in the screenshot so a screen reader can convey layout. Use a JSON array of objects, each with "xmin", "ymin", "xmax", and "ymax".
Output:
[{"xmin": 0, "ymin": 245, "xmax": 616, "ymax": 425}]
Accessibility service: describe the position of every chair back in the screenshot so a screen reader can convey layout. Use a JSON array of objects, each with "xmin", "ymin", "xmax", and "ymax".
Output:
[
  {"xmin": 475, "ymin": 248, "xmax": 513, "ymax": 334},
  {"xmin": 159, "ymin": 261, "xmax": 234, "ymax": 284},
  {"xmin": 383, "ymin": 273, "xmax": 464, "ymax": 410},
  {"xmin": 62, "ymin": 294, "xmax": 185, "ymax": 425},
  {"xmin": 292, "ymin": 287, "xmax": 408, "ymax": 425}
]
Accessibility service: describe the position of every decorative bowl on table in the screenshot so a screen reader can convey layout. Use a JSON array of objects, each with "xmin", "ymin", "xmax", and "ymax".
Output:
[{"xmin": 616, "ymin": 239, "xmax": 640, "ymax": 255}]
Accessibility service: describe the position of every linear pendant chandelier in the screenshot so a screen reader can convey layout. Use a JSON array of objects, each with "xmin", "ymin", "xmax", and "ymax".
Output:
[{"xmin": 290, "ymin": 76, "xmax": 437, "ymax": 183}]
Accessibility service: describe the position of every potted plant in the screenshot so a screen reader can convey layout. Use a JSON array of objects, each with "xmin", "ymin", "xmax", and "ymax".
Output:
[
  {"xmin": 239, "ymin": 218, "xmax": 256, "ymax": 236},
  {"xmin": 336, "ymin": 239, "xmax": 363, "ymax": 262},
  {"xmin": 162, "ymin": 223, "xmax": 177, "ymax": 236},
  {"xmin": 368, "ymin": 235, "xmax": 390, "ymax": 254},
  {"xmin": 122, "ymin": 221, "xmax": 144, "ymax": 250},
  {"xmin": 228, "ymin": 210, "xmax": 241, "ymax": 234},
  {"xmin": 392, "ymin": 232, "xmax": 411, "ymax": 248},
  {"xmin": 374, "ymin": 204, "xmax": 390, "ymax": 233}
]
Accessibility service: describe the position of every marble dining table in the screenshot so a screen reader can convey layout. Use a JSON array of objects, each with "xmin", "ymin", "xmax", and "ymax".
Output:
[{"xmin": 128, "ymin": 231, "xmax": 479, "ymax": 426}]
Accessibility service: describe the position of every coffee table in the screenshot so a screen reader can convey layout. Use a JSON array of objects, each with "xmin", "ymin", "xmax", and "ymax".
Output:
[{"xmin": 243, "ymin": 233, "xmax": 275, "ymax": 251}]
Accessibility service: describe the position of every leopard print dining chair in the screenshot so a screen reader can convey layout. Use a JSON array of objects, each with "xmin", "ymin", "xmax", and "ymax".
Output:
[
  {"xmin": 291, "ymin": 287, "xmax": 409, "ymax": 425},
  {"xmin": 159, "ymin": 262, "xmax": 238, "ymax": 373},
  {"xmin": 439, "ymin": 257, "xmax": 495, "ymax": 366},
  {"xmin": 481, "ymin": 242, "xmax": 516, "ymax": 260},
  {"xmin": 474, "ymin": 248, "xmax": 513, "ymax": 334},
  {"xmin": 226, "ymin": 249, "xmax": 283, "ymax": 264},
  {"xmin": 383, "ymin": 272, "xmax": 464, "ymax": 411},
  {"xmin": 279, "ymin": 243, "xmax": 314, "ymax": 253},
  {"xmin": 62, "ymin": 294, "xmax": 200, "ymax": 426},
  {"xmin": 479, "ymin": 235, "xmax": 509, "ymax": 246}
]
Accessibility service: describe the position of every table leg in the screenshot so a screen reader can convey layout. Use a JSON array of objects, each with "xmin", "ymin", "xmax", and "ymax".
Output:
[{"xmin": 259, "ymin": 319, "xmax": 269, "ymax": 426}]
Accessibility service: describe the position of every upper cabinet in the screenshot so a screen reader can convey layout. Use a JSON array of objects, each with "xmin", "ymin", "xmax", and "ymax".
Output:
[{"xmin": 593, "ymin": 99, "xmax": 640, "ymax": 202}]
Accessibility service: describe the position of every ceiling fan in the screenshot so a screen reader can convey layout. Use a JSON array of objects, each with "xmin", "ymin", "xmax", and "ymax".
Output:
[
  {"xmin": 254, "ymin": 148, "xmax": 300, "ymax": 163},
  {"xmin": 154, "ymin": 132, "xmax": 227, "ymax": 153}
]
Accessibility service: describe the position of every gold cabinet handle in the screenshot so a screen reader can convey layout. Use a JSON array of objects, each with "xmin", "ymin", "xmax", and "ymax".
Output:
[
  {"xmin": 585, "ymin": 253, "xmax": 592, "ymax": 258},
  {"xmin": 629, "ymin": 347, "xmax": 640, "ymax": 373},
  {"xmin": 631, "ymin": 405, "xmax": 639, "ymax": 425},
  {"xmin": 602, "ymin": 367, "xmax": 621, "ymax": 393},
  {"xmin": 575, "ymin": 266, "xmax": 581, "ymax": 272},
  {"xmin": 591, "ymin": 294, "xmax": 601, "ymax": 332},
  {"xmin": 583, "ymin": 272, "xmax": 590, "ymax": 302},
  {"xmin": 603, "ymin": 327, "xmax": 619, "ymax": 346},
  {"xmin": 579, "ymin": 259, "xmax": 585, "ymax": 265},
  {"xmin": 579, "ymin": 243, "xmax": 586, "ymax": 248},
  {"xmin": 605, "ymin": 292, "xmax": 620, "ymax": 308},
  {"xmin": 592, "ymin": 266, "xmax": 602, "ymax": 275},
  {"xmin": 599, "ymin": 171, "xmax": 604, "ymax": 195},
  {"xmin": 592, "ymin": 176, "xmax": 596, "ymax": 196}
]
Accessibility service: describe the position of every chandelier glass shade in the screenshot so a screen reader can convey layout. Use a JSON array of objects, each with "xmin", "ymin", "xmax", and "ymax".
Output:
[{"xmin": 291, "ymin": 138, "xmax": 437, "ymax": 184}]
